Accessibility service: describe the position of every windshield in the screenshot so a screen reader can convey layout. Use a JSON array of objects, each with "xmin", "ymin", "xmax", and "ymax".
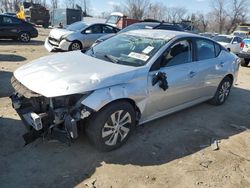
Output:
[
  {"xmin": 86, "ymin": 34, "xmax": 168, "ymax": 67},
  {"xmin": 119, "ymin": 24, "xmax": 155, "ymax": 33},
  {"xmin": 213, "ymin": 36, "xmax": 233, "ymax": 43},
  {"xmin": 106, "ymin": 15, "xmax": 121, "ymax": 24},
  {"xmin": 66, "ymin": 22, "xmax": 88, "ymax": 31}
]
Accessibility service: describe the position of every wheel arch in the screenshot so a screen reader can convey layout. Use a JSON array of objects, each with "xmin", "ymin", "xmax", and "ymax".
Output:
[
  {"xmin": 99, "ymin": 98, "xmax": 142, "ymax": 123},
  {"xmin": 225, "ymin": 74, "xmax": 234, "ymax": 82}
]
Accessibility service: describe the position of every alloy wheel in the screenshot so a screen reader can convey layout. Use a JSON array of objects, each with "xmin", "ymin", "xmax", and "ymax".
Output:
[
  {"xmin": 71, "ymin": 42, "xmax": 81, "ymax": 50},
  {"xmin": 20, "ymin": 33, "xmax": 30, "ymax": 42},
  {"xmin": 218, "ymin": 81, "xmax": 231, "ymax": 103},
  {"xmin": 102, "ymin": 110, "xmax": 132, "ymax": 146}
]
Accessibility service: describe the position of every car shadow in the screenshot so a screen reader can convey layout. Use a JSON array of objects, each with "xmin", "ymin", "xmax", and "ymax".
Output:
[
  {"xmin": 0, "ymin": 70, "xmax": 13, "ymax": 98},
  {"xmin": 0, "ymin": 39, "xmax": 44, "ymax": 46},
  {"xmin": 0, "ymin": 87, "xmax": 249, "ymax": 187},
  {"xmin": 0, "ymin": 54, "xmax": 27, "ymax": 62}
]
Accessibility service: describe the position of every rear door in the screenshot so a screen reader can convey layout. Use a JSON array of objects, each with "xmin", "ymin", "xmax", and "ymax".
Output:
[
  {"xmin": 193, "ymin": 38, "xmax": 224, "ymax": 97},
  {"xmin": 143, "ymin": 38, "xmax": 200, "ymax": 120}
]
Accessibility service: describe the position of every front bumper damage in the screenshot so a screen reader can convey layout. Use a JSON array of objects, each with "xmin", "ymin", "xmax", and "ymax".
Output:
[{"xmin": 10, "ymin": 77, "xmax": 92, "ymax": 145}]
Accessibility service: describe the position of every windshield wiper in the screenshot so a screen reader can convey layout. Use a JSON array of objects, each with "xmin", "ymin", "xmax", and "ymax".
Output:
[{"xmin": 104, "ymin": 54, "xmax": 119, "ymax": 64}]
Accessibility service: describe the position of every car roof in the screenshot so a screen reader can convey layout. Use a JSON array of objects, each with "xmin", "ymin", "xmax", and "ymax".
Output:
[{"xmin": 124, "ymin": 29, "xmax": 197, "ymax": 40}]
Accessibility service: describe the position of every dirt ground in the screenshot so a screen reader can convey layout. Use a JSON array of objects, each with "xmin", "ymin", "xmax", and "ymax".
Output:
[{"xmin": 0, "ymin": 28, "xmax": 250, "ymax": 188}]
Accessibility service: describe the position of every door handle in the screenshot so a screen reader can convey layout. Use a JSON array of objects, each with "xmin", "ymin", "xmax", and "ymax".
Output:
[
  {"xmin": 219, "ymin": 62, "xmax": 225, "ymax": 67},
  {"xmin": 189, "ymin": 71, "xmax": 196, "ymax": 78}
]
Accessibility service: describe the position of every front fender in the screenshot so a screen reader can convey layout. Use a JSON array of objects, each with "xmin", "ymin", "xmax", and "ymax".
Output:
[{"xmin": 81, "ymin": 80, "xmax": 149, "ymax": 114}]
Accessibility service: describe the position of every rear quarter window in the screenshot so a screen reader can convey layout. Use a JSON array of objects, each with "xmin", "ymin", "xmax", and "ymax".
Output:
[{"xmin": 214, "ymin": 43, "xmax": 221, "ymax": 57}]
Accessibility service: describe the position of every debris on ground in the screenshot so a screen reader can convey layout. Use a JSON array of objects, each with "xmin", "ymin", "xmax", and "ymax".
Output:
[
  {"xmin": 211, "ymin": 140, "xmax": 219, "ymax": 151},
  {"xmin": 199, "ymin": 160, "xmax": 213, "ymax": 168},
  {"xmin": 84, "ymin": 178, "xmax": 97, "ymax": 188}
]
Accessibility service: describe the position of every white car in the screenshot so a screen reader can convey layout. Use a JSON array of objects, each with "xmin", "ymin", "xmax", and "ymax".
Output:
[
  {"xmin": 44, "ymin": 22, "xmax": 119, "ymax": 52},
  {"xmin": 212, "ymin": 35, "xmax": 243, "ymax": 55}
]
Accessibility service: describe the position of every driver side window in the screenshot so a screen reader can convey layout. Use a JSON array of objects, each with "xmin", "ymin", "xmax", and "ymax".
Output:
[{"xmin": 161, "ymin": 40, "xmax": 192, "ymax": 67}]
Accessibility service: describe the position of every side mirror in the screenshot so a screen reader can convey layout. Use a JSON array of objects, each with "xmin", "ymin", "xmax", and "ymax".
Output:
[
  {"xmin": 85, "ymin": 29, "xmax": 92, "ymax": 34},
  {"xmin": 152, "ymin": 72, "xmax": 169, "ymax": 91},
  {"xmin": 233, "ymin": 41, "xmax": 238, "ymax": 44}
]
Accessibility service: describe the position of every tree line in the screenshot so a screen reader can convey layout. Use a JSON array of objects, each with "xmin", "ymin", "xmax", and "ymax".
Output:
[
  {"xmin": 1, "ymin": 0, "xmax": 249, "ymax": 34},
  {"xmin": 111, "ymin": 0, "xmax": 249, "ymax": 34}
]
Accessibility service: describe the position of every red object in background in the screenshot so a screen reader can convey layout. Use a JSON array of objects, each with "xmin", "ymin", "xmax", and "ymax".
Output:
[{"xmin": 240, "ymin": 42, "xmax": 245, "ymax": 49}]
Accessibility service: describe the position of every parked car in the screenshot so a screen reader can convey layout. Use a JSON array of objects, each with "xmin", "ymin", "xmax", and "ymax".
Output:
[
  {"xmin": 0, "ymin": 14, "xmax": 38, "ymax": 42},
  {"xmin": 44, "ymin": 22, "xmax": 120, "ymax": 51},
  {"xmin": 238, "ymin": 38, "xmax": 250, "ymax": 67},
  {"xmin": 92, "ymin": 22, "xmax": 184, "ymax": 46},
  {"xmin": 11, "ymin": 30, "xmax": 240, "ymax": 151},
  {"xmin": 212, "ymin": 35, "xmax": 243, "ymax": 55}
]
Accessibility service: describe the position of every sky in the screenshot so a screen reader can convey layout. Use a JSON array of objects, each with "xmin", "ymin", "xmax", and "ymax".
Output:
[{"xmin": 88, "ymin": 0, "xmax": 210, "ymax": 16}]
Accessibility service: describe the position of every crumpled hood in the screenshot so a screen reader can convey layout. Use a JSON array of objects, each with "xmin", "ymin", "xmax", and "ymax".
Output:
[
  {"xmin": 49, "ymin": 28, "xmax": 74, "ymax": 40},
  {"xmin": 14, "ymin": 51, "xmax": 139, "ymax": 97}
]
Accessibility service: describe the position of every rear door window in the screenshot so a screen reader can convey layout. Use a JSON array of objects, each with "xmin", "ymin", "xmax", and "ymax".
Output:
[
  {"xmin": 2, "ymin": 16, "xmax": 21, "ymax": 24},
  {"xmin": 196, "ymin": 39, "xmax": 216, "ymax": 61}
]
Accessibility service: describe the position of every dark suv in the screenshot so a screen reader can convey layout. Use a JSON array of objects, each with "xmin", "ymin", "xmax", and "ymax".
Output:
[
  {"xmin": 0, "ymin": 14, "xmax": 38, "ymax": 42},
  {"xmin": 92, "ymin": 22, "xmax": 184, "ymax": 46}
]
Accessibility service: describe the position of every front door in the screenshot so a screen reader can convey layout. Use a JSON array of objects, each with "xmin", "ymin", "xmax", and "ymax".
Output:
[
  {"xmin": 81, "ymin": 24, "xmax": 104, "ymax": 48},
  {"xmin": 142, "ymin": 39, "xmax": 200, "ymax": 121}
]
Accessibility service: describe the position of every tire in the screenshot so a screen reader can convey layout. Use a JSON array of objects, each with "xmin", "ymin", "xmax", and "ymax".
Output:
[
  {"xmin": 86, "ymin": 101, "xmax": 136, "ymax": 151},
  {"xmin": 241, "ymin": 58, "xmax": 249, "ymax": 67},
  {"xmin": 209, "ymin": 76, "xmax": 233, "ymax": 105},
  {"xmin": 69, "ymin": 41, "xmax": 82, "ymax": 51},
  {"xmin": 19, "ymin": 32, "xmax": 31, "ymax": 42}
]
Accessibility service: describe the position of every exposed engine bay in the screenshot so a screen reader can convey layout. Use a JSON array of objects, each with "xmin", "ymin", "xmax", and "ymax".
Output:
[{"xmin": 10, "ymin": 76, "xmax": 92, "ymax": 145}]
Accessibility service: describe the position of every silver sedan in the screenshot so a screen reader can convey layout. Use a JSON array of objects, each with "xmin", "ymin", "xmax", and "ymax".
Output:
[
  {"xmin": 11, "ymin": 30, "xmax": 240, "ymax": 151},
  {"xmin": 45, "ymin": 22, "xmax": 120, "ymax": 52}
]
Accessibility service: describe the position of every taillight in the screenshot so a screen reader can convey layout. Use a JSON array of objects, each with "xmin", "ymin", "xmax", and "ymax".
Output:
[{"xmin": 240, "ymin": 42, "xmax": 244, "ymax": 49}]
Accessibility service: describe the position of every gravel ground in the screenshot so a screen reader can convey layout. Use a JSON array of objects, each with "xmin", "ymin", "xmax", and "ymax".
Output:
[{"xmin": 0, "ymin": 28, "xmax": 250, "ymax": 188}]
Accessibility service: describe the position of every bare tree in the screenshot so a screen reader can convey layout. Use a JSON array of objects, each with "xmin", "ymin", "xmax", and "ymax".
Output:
[
  {"xmin": 124, "ymin": 0, "xmax": 150, "ymax": 19},
  {"xmin": 145, "ymin": 2, "xmax": 166, "ymax": 21},
  {"xmin": 225, "ymin": 0, "xmax": 248, "ymax": 33},
  {"xmin": 195, "ymin": 13, "xmax": 209, "ymax": 32},
  {"xmin": 77, "ymin": 0, "xmax": 90, "ymax": 15},
  {"xmin": 65, "ymin": 0, "xmax": 76, "ymax": 8},
  {"xmin": 166, "ymin": 7, "xmax": 188, "ymax": 22},
  {"xmin": 210, "ymin": 0, "xmax": 228, "ymax": 33},
  {"xmin": 50, "ymin": 0, "xmax": 58, "ymax": 9}
]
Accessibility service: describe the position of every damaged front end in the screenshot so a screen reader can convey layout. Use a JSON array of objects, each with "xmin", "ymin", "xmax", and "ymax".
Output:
[{"xmin": 10, "ymin": 77, "xmax": 93, "ymax": 145}]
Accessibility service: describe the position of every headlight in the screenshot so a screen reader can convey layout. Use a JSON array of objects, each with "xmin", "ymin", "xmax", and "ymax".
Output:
[{"xmin": 52, "ymin": 93, "xmax": 92, "ymax": 108}]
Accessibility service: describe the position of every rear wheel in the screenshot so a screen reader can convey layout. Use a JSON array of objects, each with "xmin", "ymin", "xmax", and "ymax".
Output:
[
  {"xmin": 86, "ymin": 101, "xmax": 136, "ymax": 151},
  {"xmin": 209, "ymin": 77, "xmax": 233, "ymax": 105},
  {"xmin": 241, "ymin": 58, "xmax": 249, "ymax": 67},
  {"xmin": 69, "ymin": 41, "xmax": 82, "ymax": 51},
  {"xmin": 19, "ymin": 32, "xmax": 30, "ymax": 42}
]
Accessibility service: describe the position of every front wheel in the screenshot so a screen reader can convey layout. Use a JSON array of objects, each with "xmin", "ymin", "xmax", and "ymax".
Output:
[
  {"xmin": 19, "ymin": 32, "xmax": 30, "ymax": 42},
  {"xmin": 86, "ymin": 101, "xmax": 136, "ymax": 151},
  {"xmin": 209, "ymin": 77, "xmax": 233, "ymax": 105},
  {"xmin": 69, "ymin": 41, "xmax": 82, "ymax": 51}
]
